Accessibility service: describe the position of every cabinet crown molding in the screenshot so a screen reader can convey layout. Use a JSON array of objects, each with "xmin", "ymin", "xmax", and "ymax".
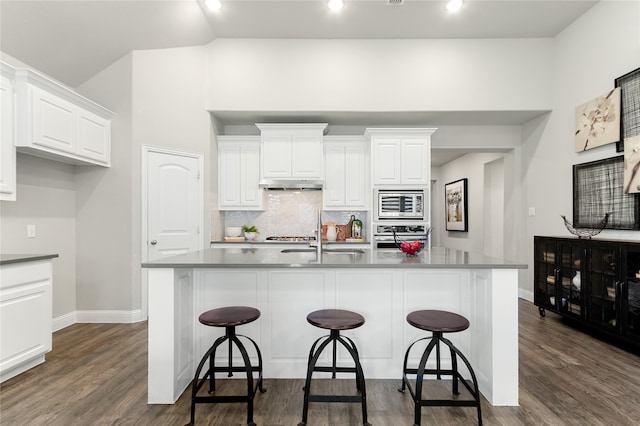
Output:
[
  {"xmin": 255, "ymin": 123, "xmax": 328, "ymax": 133},
  {"xmin": 364, "ymin": 127, "xmax": 437, "ymax": 137},
  {"xmin": 11, "ymin": 64, "xmax": 115, "ymax": 119}
]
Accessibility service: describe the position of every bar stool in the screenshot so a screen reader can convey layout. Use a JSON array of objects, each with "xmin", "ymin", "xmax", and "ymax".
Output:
[
  {"xmin": 399, "ymin": 310, "xmax": 482, "ymax": 426},
  {"xmin": 187, "ymin": 306, "xmax": 265, "ymax": 426},
  {"xmin": 298, "ymin": 309, "xmax": 371, "ymax": 426}
]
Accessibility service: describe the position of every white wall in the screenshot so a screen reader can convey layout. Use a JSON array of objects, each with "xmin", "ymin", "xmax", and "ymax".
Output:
[
  {"xmin": 0, "ymin": 154, "xmax": 77, "ymax": 318},
  {"xmin": 204, "ymin": 38, "xmax": 553, "ymax": 113},
  {"xmin": 75, "ymin": 54, "xmax": 134, "ymax": 312},
  {"xmin": 522, "ymin": 0, "xmax": 640, "ymax": 299},
  {"xmin": 3, "ymin": 0, "xmax": 638, "ymax": 319},
  {"xmin": 434, "ymin": 152, "xmax": 509, "ymax": 253}
]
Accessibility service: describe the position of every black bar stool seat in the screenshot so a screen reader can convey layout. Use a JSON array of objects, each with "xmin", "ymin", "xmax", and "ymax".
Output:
[
  {"xmin": 298, "ymin": 309, "xmax": 371, "ymax": 426},
  {"xmin": 187, "ymin": 306, "xmax": 265, "ymax": 426},
  {"xmin": 399, "ymin": 309, "xmax": 482, "ymax": 426}
]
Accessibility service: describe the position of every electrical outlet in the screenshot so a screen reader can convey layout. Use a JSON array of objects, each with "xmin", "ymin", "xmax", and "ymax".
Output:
[
  {"xmin": 27, "ymin": 225, "xmax": 36, "ymax": 238},
  {"xmin": 528, "ymin": 207, "xmax": 536, "ymax": 217}
]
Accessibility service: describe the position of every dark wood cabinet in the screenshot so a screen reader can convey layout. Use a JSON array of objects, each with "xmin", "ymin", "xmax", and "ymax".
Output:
[{"xmin": 534, "ymin": 236, "xmax": 640, "ymax": 347}]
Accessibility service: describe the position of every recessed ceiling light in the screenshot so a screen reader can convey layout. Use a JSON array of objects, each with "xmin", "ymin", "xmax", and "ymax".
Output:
[
  {"xmin": 328, "ymin": 0, "xmax": 344, "ymax": 11},
  {"xmin": 446, "ymin": 0, "xmax": 463, "ymax": 12},
  {"xmin": 205, "ymin": 0, "xmax": 222, "ymax": 11}
]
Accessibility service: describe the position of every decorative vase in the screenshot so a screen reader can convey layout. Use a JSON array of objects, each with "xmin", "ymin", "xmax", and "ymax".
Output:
[
  {"xmin": 572, "ymin": 271, "xmax": 581, "ymax": 290},
  {"xmin": 244, "ymin": 232, "xmax": 256, "ymax": 241}
]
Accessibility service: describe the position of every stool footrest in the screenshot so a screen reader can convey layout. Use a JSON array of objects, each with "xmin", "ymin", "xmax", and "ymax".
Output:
[
  {"xmin": 311, "ymin": 366, "xmax": 357, "ymax": 374},
  {"xmin": 194, "ymin": 395, "xmax": 253, "ymax": 404},
  {"xmin": 211, "ymin": 366, "xmax": 261, "ymax": 374},
  {"xmin": 309, "ymin": 394, "xmax": 364, "ymax": 403},
  {"xmin": 403, "ymin": 367, "xmax": 456, "ymax": 376}
]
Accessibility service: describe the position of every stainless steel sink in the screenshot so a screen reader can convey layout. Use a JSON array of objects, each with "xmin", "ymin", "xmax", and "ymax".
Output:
[
  {"xmin": 322, "ymin": 249, "xmax": 365, "ymax": 254},
  {"xmin": 280, "ymin": 248, "xmax": 316, "ymax": 253},
  {"xmin": 280, "ymin": 248, "xmax": 365, "ymax": 254}
]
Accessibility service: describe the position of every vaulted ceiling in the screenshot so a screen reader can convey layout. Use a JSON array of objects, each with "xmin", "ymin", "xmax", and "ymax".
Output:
[{"xmin": 1, "ymin": 0, "xmax": 597, "ymax": 88}]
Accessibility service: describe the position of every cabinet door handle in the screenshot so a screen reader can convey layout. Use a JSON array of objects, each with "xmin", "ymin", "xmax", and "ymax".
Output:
[{"xmin": 150, "ymin": 240, "xmax": 158, "ymax": 245}]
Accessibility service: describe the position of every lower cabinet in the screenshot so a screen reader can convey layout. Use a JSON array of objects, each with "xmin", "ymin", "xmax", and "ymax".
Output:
[
  {"xmin": 0, "ymin": 259, "xmax": 54, "ymax": 383},
  {"xmin": 193, "ymin": 268, "xmax": 479, "ymax": 379},
  {"xmin": 534, "ymin": 236, "xmax": 640, "ymax": 347}
]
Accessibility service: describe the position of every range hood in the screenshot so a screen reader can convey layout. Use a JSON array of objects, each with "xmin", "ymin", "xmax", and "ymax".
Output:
[{"xmin": 259, "ymin": 179, "xmax": 323, "ymax": 190}]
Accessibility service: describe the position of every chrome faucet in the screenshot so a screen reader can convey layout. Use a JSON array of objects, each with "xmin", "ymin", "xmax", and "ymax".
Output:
[{"xmin": 308, "ymin": 209, "xmax": 323, "ymax": 260}]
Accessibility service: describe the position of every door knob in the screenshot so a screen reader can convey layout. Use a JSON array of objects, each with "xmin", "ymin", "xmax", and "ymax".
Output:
[{"xmin": 150, "ymin": 240, "xmax": 157, "ymax": 245}]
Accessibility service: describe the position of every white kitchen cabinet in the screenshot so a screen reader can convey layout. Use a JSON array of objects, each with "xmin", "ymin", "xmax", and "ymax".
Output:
[
  {"xmin": 0, "ymin": 64, "xmax": 16, "ymax": 201},
  {"xmin": 256, "ymin": 123, "xmax": 327, "ymax": 180},
  {"xmin": 1, "ymin": 257, "xmax": 55, "ymax": 383},
  {"xmin": 12, "ymin": 66, "xmax": 113, "ymax": 167},
  {"xmin": 218, "ymin": 136, "xmax": 263, "ymax": 210},
  {"xmin": 323, "ymin": 136, "xmax": 368, "ymax": 210},
  {"xmin": 366, "ymin": 128, "xmax": 436, "ymax": 186}
]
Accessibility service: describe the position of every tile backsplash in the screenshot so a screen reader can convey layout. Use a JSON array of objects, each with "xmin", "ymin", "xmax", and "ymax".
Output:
[{"xmin": 214, "ymin": 191, "xmax": 367, "ymax": 240}]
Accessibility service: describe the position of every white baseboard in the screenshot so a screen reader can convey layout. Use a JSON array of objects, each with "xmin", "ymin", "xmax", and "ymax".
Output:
[
  {"xmin": 53, "ymin": 309, "xmax": 146, "ymax": 331},
  {"xmin": 519, "ymin": 288, "xmax": 534, "ymax": 302},
  {"xmin": 52, "ymin": 311, "xmax": 77, "ymax": 332}
]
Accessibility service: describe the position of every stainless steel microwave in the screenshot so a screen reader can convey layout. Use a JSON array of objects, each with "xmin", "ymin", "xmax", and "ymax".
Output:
[{"xmin": 374, "ymin": 189, "xmax": 425, "ymax": 220}]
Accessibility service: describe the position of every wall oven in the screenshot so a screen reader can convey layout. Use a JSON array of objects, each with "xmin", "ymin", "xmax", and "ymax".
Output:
[
  {"xmin": 373, "ymin": 223, "xmax": 430, "ymax": 249},
  {"xmin": 374, "ymin": 189, "xmax": 425, "ymax": 221}
]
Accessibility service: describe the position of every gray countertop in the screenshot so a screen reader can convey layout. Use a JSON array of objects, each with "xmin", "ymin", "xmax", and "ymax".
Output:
[
  {"xmin": 142, "ymin": 247, "xmax": 527, "ymax": 269},
  {"xmin": 0, "ymin": 254, "xmax": 59, "ymax": 265}
]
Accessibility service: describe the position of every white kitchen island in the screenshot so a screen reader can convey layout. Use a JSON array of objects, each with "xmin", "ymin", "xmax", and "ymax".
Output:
[{"xmin": 143, "ymin": 247, "xmax": 526, "ymax": 407}]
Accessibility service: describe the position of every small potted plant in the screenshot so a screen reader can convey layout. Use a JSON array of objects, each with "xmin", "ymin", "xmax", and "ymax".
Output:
[{"xmin": 242, "ymin": 225, "xmax": 259, "ymax": 241}]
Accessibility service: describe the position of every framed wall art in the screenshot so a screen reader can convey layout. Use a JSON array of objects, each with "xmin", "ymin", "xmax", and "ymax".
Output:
[
  {"xmin": 445, "ymin": 178, "xmax": 468, "ymax": 232},
  {"xmin": 624, "ymin": 134, "xmax": 640, "ymax": 194},
  {"xmin": 575, "ymin": 87, "xmax": 621, "ymax": 152},
  {"xmin": 573, "ymin": 155, "xmax": 640, "ymax": 230},
  {"xmin": 615, "ymin": 67, "xmax": 640, "ymax": 152}
]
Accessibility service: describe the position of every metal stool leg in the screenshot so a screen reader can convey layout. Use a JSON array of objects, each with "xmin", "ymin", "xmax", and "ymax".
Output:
[
  {"xmin": 298, "ymin": 335, "xmax": 333, "ymax": 426},
  {"xmin": 187, "ymin": 328, "xmax": 265, "ymax": 426}
]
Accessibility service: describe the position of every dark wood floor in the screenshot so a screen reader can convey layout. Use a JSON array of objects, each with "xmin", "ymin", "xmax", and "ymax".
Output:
[{"xmin": 2, "ymin": 299, "xmax": 640, "ymax": 425}]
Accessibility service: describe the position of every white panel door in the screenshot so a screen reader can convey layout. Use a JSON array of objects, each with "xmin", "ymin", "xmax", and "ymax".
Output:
[
  {"xmin": 30, "ymin": 86, "xmax": 76, "ymax": 154},
  {"xmin": 218, "ymin": 143, "xmax": 241, "ymax": 207},
  {"xmin": 239, "ymin": 143, "xmax": 261, "ymax": 206},
  {"xmin": 0, "ymin": 75, "xmax": 16, "ymax": 201},
  {"xmin": 76, "ymin": 110, "xmax": 110, "ymax": 164},
  {"xmin": 291, "ymin": 133, "xmax": 322, "ymax": 178},
  {"xmin": 323, "ymin": 143, "xmax": 347, "ymax": 207},
  {"xmin": 401, "ymin": 139, "xmax": 430, "ymax": 185},
  {"xmin": 372, "ymin": 139, "xmax": 401, "ymax": 185},
  {"xmin": 261, "ymin": 133, "xmax": 292, "ymax": 178},
  {"xmin": 344, "ymin": 142, "xmax": 367, "ymax": 208},
  {"xmin": 147, "ymin": 150, "xmax": 202, "ymax": 261}
]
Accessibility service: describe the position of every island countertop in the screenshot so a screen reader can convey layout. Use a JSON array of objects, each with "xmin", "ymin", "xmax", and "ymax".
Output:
[
  {"xmin": 142, "ymin": 246, "xmax": 527, "ymax": 269},
  {"xmin": 0, "ymin": 254, "xmax": 59, "ymax": 265}
]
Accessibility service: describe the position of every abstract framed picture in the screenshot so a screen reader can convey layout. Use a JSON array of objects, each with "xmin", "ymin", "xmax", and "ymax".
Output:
[
  {"xmin": 573, "ymin": 156, "xmax": 640, "ymax": 230},
  {"xmin": 575, "ymin": 87, "xmax": 621, "ymax": 152},
  {"xmin": 445, "ymin": 178, "xmax": 468, "ymax": 232},
  {"xmin": 624, "ymin": 135, "xmax": 640, "ymax": 194},
  {"xmin": 615, "ymin": 67, "xmax": 640, "ymax": 152}
]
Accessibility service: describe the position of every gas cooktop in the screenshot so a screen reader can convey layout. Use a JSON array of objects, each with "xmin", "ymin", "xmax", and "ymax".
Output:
[{"xmin": 265, "ymin": 236, "xmax": 316, "ymax": 242}]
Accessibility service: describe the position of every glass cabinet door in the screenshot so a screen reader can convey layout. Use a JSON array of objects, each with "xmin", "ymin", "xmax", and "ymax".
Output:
[
  {"xmin": 535, "ymin": 239, "xmax": 560, "ymax": 311},
  {"xmin": 586, "ymin": 244, "xmax": 619, "ymax": 331},
  {"xmin": 623, "ymin": 247, "xmax": 640, "ymax": 340},
  {"xmin": 558, "ymin": 242, "xmax": 583, "ymax": 318}
]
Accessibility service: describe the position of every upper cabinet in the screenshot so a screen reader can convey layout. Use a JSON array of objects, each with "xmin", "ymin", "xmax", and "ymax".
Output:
[
  {"xmin": 366, "ymin": 128, "xmax": 436, "ymax": 187},
  {"xmin": 256, "ymin": 123, "xmax": 327, "ymax": 180},
  {"xmin": 218, "ymin": 136, "xmax": 263, "ymax": 210},
  {"xmin": 323, "ymin": 136, "xmax": 368, "ymax": 210},
  {"xmin": 0, "ymin": 64, "xmax": 16, "ymax": 201},
  {"xmin": 12, "ymin": 66, "xmax": 114, "ymax": 167}
]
